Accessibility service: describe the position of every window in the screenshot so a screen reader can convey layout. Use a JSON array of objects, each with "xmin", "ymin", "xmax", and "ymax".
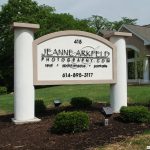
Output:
[
  {"xmin": 128, "ymin": 62, "xmax": 135, "ymax": 79},
  {"xmin": 137, "ymin": 60, "xmax": 143, "ymax": 79},
  {"xmin": 127, "ymin": 50, "xmax": 135, "ymax": 59}
]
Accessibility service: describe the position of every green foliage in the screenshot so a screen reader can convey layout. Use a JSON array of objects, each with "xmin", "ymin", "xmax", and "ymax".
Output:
[
  {"xmin": 70, "ymin": 97, "xmax": 92, "ymax": 108},
  {"xmin": 52, "ymin": 111, "xmax": 89, "ymax": 134},
  {"xmin": 120, "ymin": 106, "xmax": 150, "ymax": 123},
  {"xmin": 143, "ymin": 129, "xmax": 150, "ymax": 134},
  {"xmin": 136, "ymin": 60, "xmax": 143, "ymax": 79},
  {"xmin": 88, "ymin": 15, "xmax": 112, "ymax": 33},
  {"xmin": 0, "ymin": 86, "xmax": 7, "ymax": 95},
  {"xmin": 0, "ymin": 0, "xmax": 137, "ymax": 91},
  {"xmin": 35, "ymin": 99, "xmax": 46, "ymax": 114},
  {"xmin": 88, "ymin": 15, "xmax": 137, "ymax": 33},
  {"xmin": 0, "ymin": 0, "xmax": 42, "ymax": 91},
  {"xmin": 0, "ymin": 0, "xmax": 94, "ymax": 91},
  {"xmin": 127, "ymin": 50, "xmax": 144, "ymax": 80},
  {"xmin": 37, "ymin": 13, "xmax": 94, "ymax": 37},
  {"xmin": 112, "ymin": 17, "xmax": 137, "ymax": 30}
]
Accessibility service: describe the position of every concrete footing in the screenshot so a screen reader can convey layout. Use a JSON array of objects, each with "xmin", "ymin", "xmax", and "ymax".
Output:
[{"xmin": 12, "ymin": 117, "xmax": 41, "ymax": 125}]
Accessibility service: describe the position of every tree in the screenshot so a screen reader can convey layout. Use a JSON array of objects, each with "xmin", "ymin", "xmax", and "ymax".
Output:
[
  {"xmin": 88, "ymin": 15, "xmax": 137, "ymax": 33},
  {"xmin": 36, "ymin": 13, "xmax": 94, "ymax": 37},
  {"xmin": 112, "ymin": 17, "xmax": 137, "ymax": 31},
  {"xmin": 88, "ymin": 15, "xmax": 112, "ymax": 33},
  {"xmin": 0, "ymin": 0, "xmax": 93, "ymax": 91},
  {"xmin": 0, "ymin": 0, "xmax": 54, "ymax": 91}
]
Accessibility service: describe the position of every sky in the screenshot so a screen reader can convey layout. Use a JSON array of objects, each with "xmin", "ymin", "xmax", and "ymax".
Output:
[{"xmin": 0, "ymin": 0, "xmax": 150, "ymax": 25}]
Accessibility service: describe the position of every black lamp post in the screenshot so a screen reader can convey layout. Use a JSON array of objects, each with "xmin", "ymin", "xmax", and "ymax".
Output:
[{"xmin": 101, "ymin": 107, "xmax": 113, "ymax": 126}]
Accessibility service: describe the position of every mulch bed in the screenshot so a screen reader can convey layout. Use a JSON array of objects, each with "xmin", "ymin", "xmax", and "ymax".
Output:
[{"xmin": 0, "ymin": 104, "xmax": 149, "ymax": 150}]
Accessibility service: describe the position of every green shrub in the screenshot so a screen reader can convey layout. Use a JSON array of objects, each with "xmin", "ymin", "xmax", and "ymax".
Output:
[
  {"xmin": 52, "ymin": 111, "xmax": 89, "ymax": 134},
  {"xmin": 70, "ymin": 97, "xmax": 92, "ymax": 108},
  {"xmin": 0, "ymin": 86, "xmax": 7, "ymax": 95},
  {"xmin": 120, "ymin": 106, "xmax": 150, "ymax": 123},
  {"xmin": 35, "ymin": 99, "xmax": 46, "ymax": 114}
]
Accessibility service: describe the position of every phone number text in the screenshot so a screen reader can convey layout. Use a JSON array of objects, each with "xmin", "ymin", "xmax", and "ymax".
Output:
[{"xmin": 62, "ymin": 73, "xmax": 93, "ymax": 78}]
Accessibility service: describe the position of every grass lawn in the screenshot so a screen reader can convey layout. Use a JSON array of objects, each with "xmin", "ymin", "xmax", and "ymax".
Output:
[
  {"xmin": 98, "ymin": 130, "xmax": 150, "ymax": 150},
  {"xmin": 0, "ymin": 84, "xmax": 150, "ymax": 114}
]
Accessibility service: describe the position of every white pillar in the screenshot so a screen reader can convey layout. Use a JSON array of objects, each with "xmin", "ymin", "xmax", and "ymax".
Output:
[
  {"xmin": 105, "ymin": 32, "xmax": 132, "ymax": 113},
  {"xmin": 12, "ymin": 22, "xmax": 40, "ymax": 124},
  {"xmin": 143, "ymin": 57, "xmax": 149, "ymax": 83}
]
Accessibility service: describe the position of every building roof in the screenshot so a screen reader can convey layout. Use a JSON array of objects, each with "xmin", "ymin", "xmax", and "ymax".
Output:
[
  {"xmin": 119, "ymin": 24, "xmax": 150, "ymax": 45},
  {"xmin": 98, "ymin": 30, "xmax": 113, "ymax": 36},
  {"xmin": 142, "ymin": 24, "xmax": 150, "ymax": 28}
]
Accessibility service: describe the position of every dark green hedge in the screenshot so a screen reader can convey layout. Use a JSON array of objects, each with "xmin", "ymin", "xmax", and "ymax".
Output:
[
  {"xmin": 0, "ymin": 86, "xmax": 7, "ymax": 95},
  {"xmin": 70, "ymin": 97, "xmax": 92, "ymax": 108},
  {"xmin": 120, "ymin": 106, "xmax": 150, "ymax": 123},
  {"xmin": 35, "ymin": 99, "xmax": 46, "ymax": 114},
  {"xmin": 52, "ymin": 111, "xmax": 89, "ymax": 134}
]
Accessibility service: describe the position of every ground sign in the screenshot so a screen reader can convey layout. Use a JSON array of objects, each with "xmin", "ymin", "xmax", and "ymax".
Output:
[
  {"xmin": 13, "ymin": 22, "xmax": 129, "ymax": 123},
  {"xmin": 33, "ymin": 31, "xmax": 116, "ymax": 85}
]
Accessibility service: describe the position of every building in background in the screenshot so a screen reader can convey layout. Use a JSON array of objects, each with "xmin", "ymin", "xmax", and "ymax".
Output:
[
  {"xmin": 101, "ymin": 24, "xmax": 150, "ymax": 84},
  {"xmin": 119, "ymin": 25, "xmax": 150, "ymax": 84}
]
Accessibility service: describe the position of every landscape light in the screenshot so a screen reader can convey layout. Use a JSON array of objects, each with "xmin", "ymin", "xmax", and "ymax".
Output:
[
  {"xmin": 54, "ymin": 99, "xmax": 61, "ymax": 107},
  {"xmin": 101, "ymin": 107, "xmax": 113, "ymax": 126}
]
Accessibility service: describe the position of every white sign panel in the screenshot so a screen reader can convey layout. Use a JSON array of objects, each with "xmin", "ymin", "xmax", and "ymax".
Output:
[{"xmin": 33, "ymin": 31, "xmax": 116, "ymax": 85}]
